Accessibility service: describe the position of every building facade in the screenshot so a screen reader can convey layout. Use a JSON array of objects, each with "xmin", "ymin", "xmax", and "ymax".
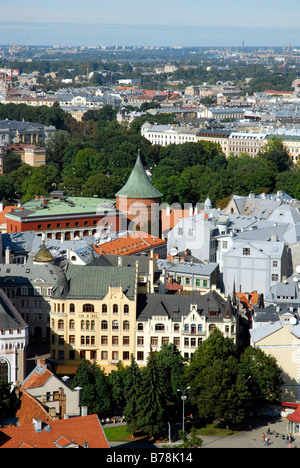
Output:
[
  {"xmin": 135, "ymin": 291, "xmax": 240, "ymax": 365},
  {"xmin": 49, "ymin": 263, "xmax": 138, "ymax": 374},
  {"xmin": 0, "ymin": 289, "xmax": 29, "ymax": 385}
]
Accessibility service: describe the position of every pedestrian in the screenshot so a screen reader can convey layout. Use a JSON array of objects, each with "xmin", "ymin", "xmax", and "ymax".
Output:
[
  {"xmin": 265, "ymin": 437, "xmax": 270, "ymax": 446},
  {"xmin": 289, "ymin": 442, "xmax": 292, "ymax": 448},
  {"xmin": 262, "ymin": 433, "xmax": 266, "ymax": 442}
]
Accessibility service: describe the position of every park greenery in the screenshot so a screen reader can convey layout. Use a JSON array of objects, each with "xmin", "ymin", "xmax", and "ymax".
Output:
[
  {"xmin": 67, "ymin": 330, "xmax": 283, "ymax": 437},
  {"xmin": 0, "ymin": 101, "xmax": 298, "ymax": 208}
]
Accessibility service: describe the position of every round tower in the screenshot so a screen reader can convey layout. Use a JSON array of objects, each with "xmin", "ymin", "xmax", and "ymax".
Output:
[{"xmin": 115, "ymin": 152, "xmax": 162, "ymax": 237}]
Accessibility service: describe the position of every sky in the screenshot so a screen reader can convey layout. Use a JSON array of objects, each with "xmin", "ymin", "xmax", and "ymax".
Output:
[{"xmin": 1, "ymin": 0, "xmax": 300, "ymax": 47}]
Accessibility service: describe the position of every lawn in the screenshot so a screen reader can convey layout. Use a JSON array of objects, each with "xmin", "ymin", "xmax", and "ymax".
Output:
[{"xmin": 103, "ymin": 425, "xmax": 146, "ymax": 442}]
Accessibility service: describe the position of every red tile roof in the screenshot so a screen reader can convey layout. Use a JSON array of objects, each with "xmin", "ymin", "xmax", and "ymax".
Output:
[
  {"xmin": 93, "ymin": 231, "xmax": 166, "ymax": 256},
  {"xmin": 21, "ymin": 368, "xmax": 53, "ymax": 390},
  {"xmin": 15, "ymin": 390, "xmax": 55, "ymax": 426},
  {"xmin": 0, "ymin": 414, "xmax": 109, "ymax": 448}
]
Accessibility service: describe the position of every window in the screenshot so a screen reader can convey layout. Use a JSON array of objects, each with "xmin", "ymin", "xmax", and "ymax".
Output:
[
  {"xmin": 137, "ymin": 351, "xmax": 144, "ymax": 361},
  {"xmin": 101, "ymin": 351, "xmax": 108, "ymax": 360},
  {"xmin": 174, "ymin": 323, "xmax": 180, "ymax": 332},
  {"xmin": 58, "ymin": 320, "xmax": 64, "ymax": 330},
  {"xmin": 69, "ymin": 335, "xmax": 75, "ymax": 344},
  {"xmin": 124, "ymin": 304, "xmax": 129, "ymax": 314},
  {"xmin": 243, "ymin": 248, "xmax": 250, "ymax": 256},
  {"xmin": 112, "ymin": 351, "xmax": 119, "ymax": 361},
  {"xmin": 101, "ymin": 320, "xmax": 108, "ymax": 330},
  {"xmin": 195, "ymin": 278, "xmax": 200, "ymax": 287},
  {"xmin": 112, "ymin": 336, "xmax": 119, "ymax": 345},
  {"xmin": 101, "ymin": 336, "xmax": 108, "ymax": 345},
  {"xmin": 137, "ymin": 323, "xmax": 143, "ymax": 331},
  {"xmin": 112, "ymin": 320, "xmax": 119, "ymax": 330},
  {"xmin": 272, "ymin": 274, "xmax": 279, "ymax": 281},
  {"xmin": 151, "ymin": 336, "xmax": 158, "ymax": 346},
  {"xmin": 155, "ymin": 323, "xmax": 165, "ymax": 331},
  {"xmin": 137, "ymin": 336, "xmax": 144, "ymax": 345},
  {"xmin": 69, "ymin": 320, "xmax": 75, "ymax": 330},
  {"xmin": 123, "ymin": 336, "xmax": 130, "ymax": 345},
  {"xmin": 174, "ymin": 337, "xmax": 180, "ymax": 346},
  {"xmin": 113, "ymin": 304, "xmax": 118, "ymax": 314},
  {"xmin": 273, "ymin": 261, "xmax": 278, "ymax": 268},
  {"xmin": 123, "ymin": 320, "xmax": 130, "ymax": 330},
  {"xmin": 69, "ymin": 303, "xmax": 75, "ymax": 313},
  {"xmin": 102, "ymin": 304, "xmax": 107, "ymax": 314},
  {"xmin": 83, "ymin": 304, "xmax": 94, "ymax": 313}
]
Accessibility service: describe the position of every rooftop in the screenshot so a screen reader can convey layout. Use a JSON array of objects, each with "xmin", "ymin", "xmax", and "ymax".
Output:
[{"xmin": 115, "ymin": 154, "xmax": 163, "ymax": 199}]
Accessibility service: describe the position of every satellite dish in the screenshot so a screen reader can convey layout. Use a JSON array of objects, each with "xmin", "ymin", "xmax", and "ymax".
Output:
[
  {"xmin": 290, "ymin": 316, "xmax": 297, "ymax": 325},
  {"xmin": 293, "ymin": 277, "xmax": 299, "ymax": 283},
  {"xmin": 296, "ymin": 265, "xmax": 300, "ymax": 274},
  {"xmin": 170, "ymin": 247, "xmax": 178, "ymax": 256}
]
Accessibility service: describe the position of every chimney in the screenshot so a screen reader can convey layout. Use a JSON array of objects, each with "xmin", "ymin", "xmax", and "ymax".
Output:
[
  {"xmin": 58, "ymin": 388, "xmax": 66, "ymax": 419},
  {"xmin": 5, "ymin": 246, "xmax": 10, "ymax": 264},
  {"xmin": 33, "ymin": 418, "xmax": 42, "ymax": 432}
]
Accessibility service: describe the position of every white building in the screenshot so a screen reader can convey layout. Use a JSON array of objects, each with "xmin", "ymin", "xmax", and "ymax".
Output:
[{"xmin": 0, "ymin": 289, "xmax": 29, "ymax": 385}]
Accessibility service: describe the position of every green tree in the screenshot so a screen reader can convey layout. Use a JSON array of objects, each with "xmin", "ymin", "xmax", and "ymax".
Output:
[
  {"xmin": 238, "ymin": 347, "xmax": 284, "ymax": 412},
  {"xmin": 124, "ymin": 355, "xmax": 143, "ymax": 435},
  {"xmin": 136, "ymin": 349, "xmax": 169, "ymax": 438},
  {"xmin": 259, "ymin": 137, "xmax": 292, "ymax": 172},
  {"xmin": 70, "ymin": 360, "xmax": 113, "ymax": 417},
  {"xmin": 186, "ymin": 329, "xmax": 246, "ymax": 428},
  {"xmin": 0, "ymin": 381, "xmax": 17, "ymax": 419}
]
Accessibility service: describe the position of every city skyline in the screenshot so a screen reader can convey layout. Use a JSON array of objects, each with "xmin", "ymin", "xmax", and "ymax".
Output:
[{"xmin": 1, "ymin": 0, "xmax": 300, "ymax": 47}]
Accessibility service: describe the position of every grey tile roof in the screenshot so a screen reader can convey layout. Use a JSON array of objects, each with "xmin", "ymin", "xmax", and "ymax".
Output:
[
  {"xmin": 137, "ymin": 290, "xmax": 231, "ymax": 321},
  {"xmin": 0, "ymin": 290, "xmax": 27, "ymax": 330},
  {"xmin": 53, "ymin": 264, "xmax": 136, "ymax": 300}
]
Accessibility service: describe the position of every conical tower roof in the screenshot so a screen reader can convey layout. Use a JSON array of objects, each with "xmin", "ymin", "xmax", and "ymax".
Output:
[
  {"xmin": 115, "ymin": 153, "xmax": 162, "ymax": 199},
  {"xmin": 33, "ymin": 241, "xmax": 54, "ymax": 264}
]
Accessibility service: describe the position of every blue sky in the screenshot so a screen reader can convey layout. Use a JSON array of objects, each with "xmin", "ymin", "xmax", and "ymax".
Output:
[{"xmin": 1, "ymin": 0, "xmax": 300, "ymax": 47}]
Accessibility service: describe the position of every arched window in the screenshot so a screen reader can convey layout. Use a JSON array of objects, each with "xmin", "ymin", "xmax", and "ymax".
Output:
[
  {"xmin": 70, "ymin": 303, "xmax": 75, "ymax": 313},
  {"xmin": 58, "ymin": 320, "xmax": 64, "ymax": 330},
  {"xmin": 123, "ymin": 320, "xmax": 130, "ymax": 330},
  {"xmin": 91, "ymin": 320, "xmax": 95, "ymax": 331},
  {"xmin": 155, "ymin": 323, "xmax": 165, "ymax": 331},
  {"xmin": 69, "ymin": 320, "xmax": 75, "ymax": 330},
  {"xmin": 174, "ymin": 323, "xmax": 180, "ymax": 332},
  {"xmin": 209, "ymin": 324, "xmax": 216, "ymax": 332},
  {"xmin": 0, "ymin": 358, "xmax": 9, "ymax": 383},
  {"xmin": 113, "ymin": 304, "xmax": 118, "ymax": 314},
  {"xmin": 101, "ymin": 320, "xmax": 108, "ymax": 330},
  {"xmin": 191, "ymin": 324, "xmax": 196, "ymax": 334},
  {"xmin": 102, "ymin": 304, "xmax": 107, "ymax": 314},
  {"xmin": 112, "ymin": 320, "xmax": 119, "ymax": 330},
  {"xmin": 138, "ymin": 323, "xmax": 143, "ymax": 331},
  {"xmin": 124, "ymin": 304, "xmax": 129, "ymax": 314},
  {"xmin": 83, "ymin": 304, "xmax": 94, "ymax": 313}
]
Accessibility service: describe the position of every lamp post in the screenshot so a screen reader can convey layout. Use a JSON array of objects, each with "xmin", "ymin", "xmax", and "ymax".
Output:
[{"xmin": 177, "ymin": 386, "xmax": 190, "ymax": 433}]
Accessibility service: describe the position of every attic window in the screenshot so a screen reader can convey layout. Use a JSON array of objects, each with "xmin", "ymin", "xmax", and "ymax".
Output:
[{"xmin": 209, "ymin": 311, "xmax": 218, "ymax": 316}]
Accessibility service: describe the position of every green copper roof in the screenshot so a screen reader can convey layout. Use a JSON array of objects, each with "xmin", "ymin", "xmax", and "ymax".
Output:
[{"xmin": 115, "ymin": 154, "xmax": 162, "ymax": 199}]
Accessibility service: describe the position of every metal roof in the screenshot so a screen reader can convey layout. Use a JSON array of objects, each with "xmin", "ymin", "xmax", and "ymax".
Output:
[{"xmin": 115, "ymin": 154, "xmax": 162, "ymax": 199}]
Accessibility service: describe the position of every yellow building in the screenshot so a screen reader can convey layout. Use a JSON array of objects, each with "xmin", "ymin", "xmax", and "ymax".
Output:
[
  {"xmin": 250, "ymin": 309, "xmax": 300, "ymax": 402},
  {"xmin": 50, "ymin": 263, "xmax": 138, "ymax": 374}
]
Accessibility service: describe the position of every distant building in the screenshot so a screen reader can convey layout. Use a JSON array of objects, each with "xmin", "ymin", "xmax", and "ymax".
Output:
[
  {"xmin": 5, "ymin": 191, "xmax": 117, "ymax": 239},
  {"xmin": 0, "ymin": 119, "xmax": 55, "ymax": 146}
]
